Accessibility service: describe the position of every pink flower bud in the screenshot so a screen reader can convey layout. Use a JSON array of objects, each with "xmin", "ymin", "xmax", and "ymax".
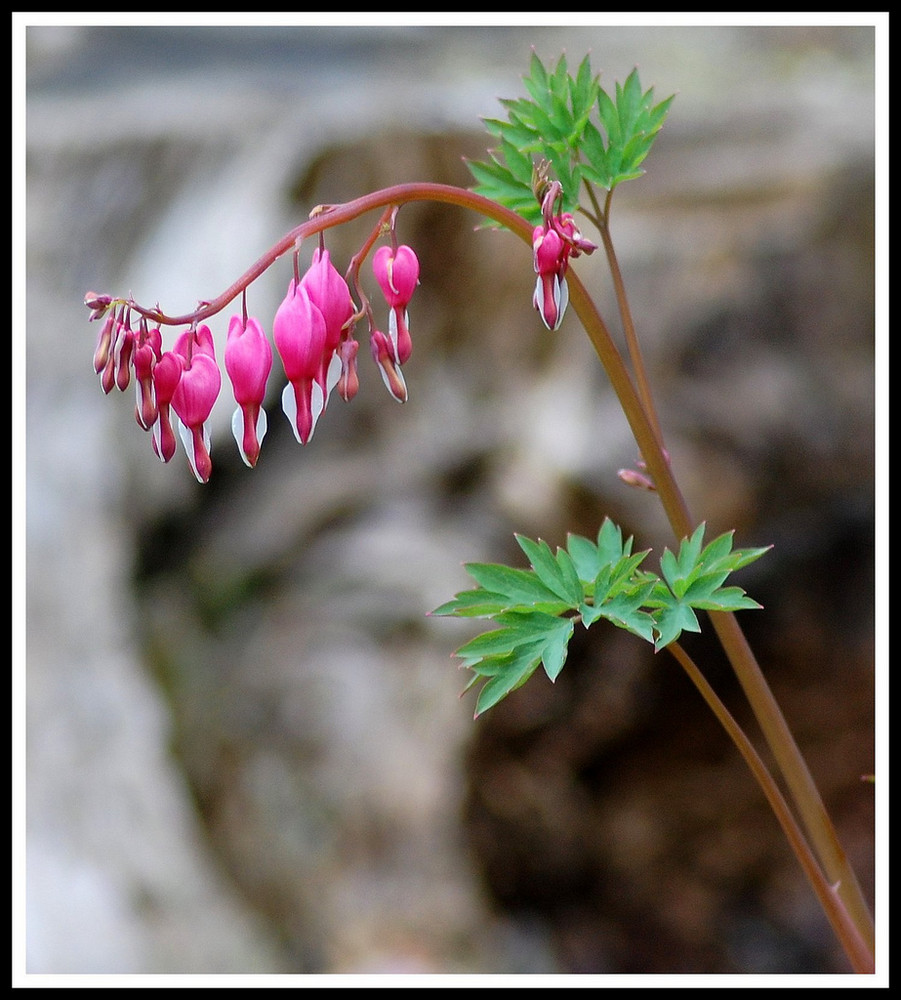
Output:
[
  {"xmin": 370, "ymin": 329, "xmax": 407, "ymax": 404},
  {"xmin": 133, "ymin": 326, "xmax": 162, "ymax": 431},
  {"xmin": 114, "ymin": 328, "xmax": 135, "ymax": 392},
  {"xmin": 93, "ymin": 312, "xmax": 117, "ymax": 374},
  {"xmin": 84, "ymin": 291, "xmax": 112, "ymax": 313},
  {"xmin": 301, "ymin": 247, "xmax": 355, "ymax": 353},
  {"xmin": 173, "ymin": 323, "xmax": 217, "ymax": 363},
  {"xmin": 336, "ymin": 337, "xmax": 360, "ymax": 403},
  {"xmin": 225, "ymin": 314, "xmax": 272, "ymax": 467},
  {"xmin": 617, "ymin": 468, "xmax": 657, "ymax": 491}
]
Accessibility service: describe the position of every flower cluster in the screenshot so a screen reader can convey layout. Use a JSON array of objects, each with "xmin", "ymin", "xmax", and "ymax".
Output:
[
  {"xmin": 86, "ymin": 241, "xmax": 420, "ymax": 483},
  {"xmin": 531, "ymin": 178, "xmax": 597, "ymax": 331}
]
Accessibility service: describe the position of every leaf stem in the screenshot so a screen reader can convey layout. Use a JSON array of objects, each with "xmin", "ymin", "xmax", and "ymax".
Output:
[
  {"xmin": 565, "ymin": 247, "xmax": 875, "ymax": 960},
  {"xmin": 666, "ymin": 641, "xmax": 874, "ymax": 974},
  {"xmin": 593, "ymin": 184, "xmax": 666, "ymax": 450}
]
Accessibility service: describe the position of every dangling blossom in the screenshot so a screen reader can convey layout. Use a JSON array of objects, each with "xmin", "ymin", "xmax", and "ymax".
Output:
[
  {"xmin": 84, "ymin": 235, "xmax": 424, "ymax": 480},
  {"xmin": 150, "ymin": 350, "xmax": 183, "ymax": 465},
  {"xmin": 300, "ymin": 246, "xmax": 355, "ymax": 412},
  {"xmin": 225, "ymin": 313, "xmax": 272, "ymax": 467},
  {"xmin": 531, "ymin": 177, "xmax": 597, "ymax": 330},
  {"xmin": 373, "ymin": 244, "xmax": 418, "ymax": 365},
  {"xmin": 370, "ymin": 328, "xmax": 407, "ymax": 403},
  {"xmin": 532, "ymin": 226, "xmax": 570, "ymax": 331},
  {"xmin": 169, "ymin": 324, "xmax": 222, "ymax": 483},
  {"xmin": 273, "ymin": 278, "xmax": 329, "ymax": 444}
]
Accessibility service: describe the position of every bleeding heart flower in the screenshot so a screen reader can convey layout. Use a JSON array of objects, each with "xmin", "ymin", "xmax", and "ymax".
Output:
[{"xmin": 225, "ymin": 314, "xmax": 272, "ymax": 467}]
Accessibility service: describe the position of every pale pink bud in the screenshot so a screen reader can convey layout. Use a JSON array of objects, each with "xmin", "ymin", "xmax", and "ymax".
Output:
[
  {"xmin": 93, "ymin": 311, "xmax": 117, "ymax": 374},
  {"xmin": 617, "ymin": 468, "xmax": 656, "ymax": 491},
  {"xmin": 370, "ymin": 329, "xmax": 407, "ymax": 404},
  {"xmin": 337, "ymin": 337, "xmax": 360, "ymax": 402},
  {"xmin": 114, "ymin": 327, "xmax": 135, "ymax": 392},
  {"xmin": 133, "ymin": 326, "xmax": 162, "ymax": 431}
]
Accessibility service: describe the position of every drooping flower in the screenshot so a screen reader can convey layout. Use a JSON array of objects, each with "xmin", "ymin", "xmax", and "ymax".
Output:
[
  {"xmin": 151, "ymin": 350, "xmax": 184, "ymax": 465},
  {"xmin": 532, "ymin": 225, "xmax": 569, "ymax": 331},
  {"xmin": 273, "ymin": 278, "xmax": 328, "ymax": 444},
  {"xmin": 300, "ymin": 246, "xmax": 355, "ymax": 406},
  {"xmin": 225, "ymin": 313, "xmax": 272, "ymax": 467},
  {"xmin": 531, "ymin": 178, "xmax": 597, "ymax": 331},
  {"xmin": 370, "ymin": 328, "xmax": 407, "ymax": 403},
  {"xmin": 373, "ymin": 244, "xmax": 418, "ymax": 365},
  {"xmin": 170, "ymin": 324, "xmax": 222, "ymax": 483}
]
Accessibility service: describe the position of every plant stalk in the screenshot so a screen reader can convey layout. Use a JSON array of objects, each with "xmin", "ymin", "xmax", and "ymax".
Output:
[
  {"xmin": 667, "ymin": 642, "xmax": 874, "ymax": 973},
  {"xmin": 109, "ymin": 181, "xmax": 873, "ymax": 966},
  {"xmin": 564, "ymin": 265, "xmax": 874, "ymax": 959}
]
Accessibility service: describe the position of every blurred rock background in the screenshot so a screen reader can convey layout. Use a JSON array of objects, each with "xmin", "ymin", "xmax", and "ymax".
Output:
[{"xmin": 22, "ymin": 21, "xmax": 878, "ymax": 976}]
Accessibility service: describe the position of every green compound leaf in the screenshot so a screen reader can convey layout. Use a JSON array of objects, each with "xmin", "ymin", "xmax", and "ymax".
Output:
[
  {"xmin": 469, "ymin": 54, "xmax": 674, "ymax": 226},
  {"xmin": 433, "ymin": 520, "xmax": 769, "ymax": 714}
]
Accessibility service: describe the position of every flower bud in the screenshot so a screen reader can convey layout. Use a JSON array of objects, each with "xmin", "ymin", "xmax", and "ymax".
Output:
[
  {"xmin": 370, "ymin": 329, "xmax": 407, "ymax": 404},
  {"xmin": 133, "ymin": 327, "xmax": 162, "ymax": 431},
  {"xmin": 337, "ymin": 337, "xmax": 360, "ymax": 402},
  {"xmin": 84, "ymin": 291, "xmax": 112, "ymax": 320},
  {"xmin": 92, "ymin": 311, "xmax": 117, "ymax": 374}
]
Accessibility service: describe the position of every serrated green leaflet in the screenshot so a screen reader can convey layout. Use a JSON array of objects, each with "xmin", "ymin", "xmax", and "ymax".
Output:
[
  {"xmin": 457, "ymin": 611, "xmax": 575, "ymax": 717},
  {"xmin": 514, "ymin": 534, "xmax": 584, "ymax": 606}
]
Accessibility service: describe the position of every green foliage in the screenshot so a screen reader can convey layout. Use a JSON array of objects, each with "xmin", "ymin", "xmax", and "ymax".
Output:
[
  {"xmin": 468, "ymin": 51, "xmax": 675, "ymax": 226},
  {"xmin": 646, "ymin": 524, "xmax": 771, "ymax": 651},
  {"xmin": 432, "ymin": 519, "xmax": 769, "ymax": 717}
]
